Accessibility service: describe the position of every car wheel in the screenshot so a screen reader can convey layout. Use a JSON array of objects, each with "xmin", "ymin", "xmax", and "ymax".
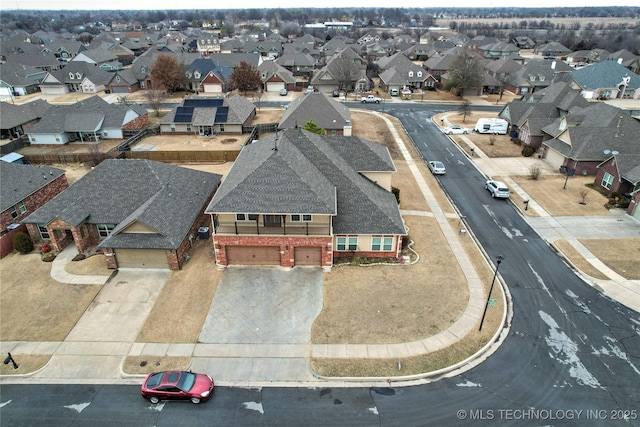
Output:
[
  {"xmin": 149, "ymin": 396, "xmax": 160, "ymax": 404},
  {"xmin": 191, "ymin": 397, "xmax": 201, "ymax": 404},
  {"xmin": 463, "ymin": 131, "xmax": 468, "ymax": 134},
  {"xmin": 447, "ymin": 131, "xmax": 452, "ymax": 135},
  {"xmin": 375, "ymin": 100, "xmax": 380, "ymax": 103}
]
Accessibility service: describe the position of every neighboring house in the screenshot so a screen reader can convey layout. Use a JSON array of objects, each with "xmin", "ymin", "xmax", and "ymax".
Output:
[
  {"xmin": 106, "ymin": 68, "xmax": 141, "ymax": 94},
  {"xmin": 26, "ymin": 95, "xmax": 148, "ymax": 144},
  {"xmin": 184, "ymin": 58, "xmax": 232, "ymax": 93},
  {"xmin": 275, "ymin": 52, "xmax": 316, "ymax": 78},
  {"xmin": 0, "ymin": 162, "xmax": 68, "ymax": 258},
  {"xmin": 39, "ymin": 61, "xmax": 113, "ymax": 95},
  {"xmin": 258, "ymin": 60, "xmax": 296, "ymax": 93},
  {"xmin": 570, "ymin": 60, "xmax": 640, "ymax": 100},
  {"xmin": 503, "ymin": 59, "xmax": 573, "ymax": 95},
  {"xmin": 0, "ymin": 62, "xmax": 48, "ymax": 97},
  {"xmin": 209, "ymin": 53, "xmax": 262, "ymax": 70},
  {"xmin": 540, "ymin": 102, "xmax": 640, "ymax": 176},
  {"xmin": 483, "ymin": 57, "xmax": 522, "ymax": 94},
  {"xmin": 244, "ymin": 40, "xmax": 283, "ymax": 60},
  {"xmin": 0, "ymin": 99, "xmax": 51, "ymax": 140},
  {"xmin": 511, "ymin": 36, "xmax": 535, "ymax": 49},
  {"xmin": 499, "ymin": 82, "xmax": 590, "ymax": 148},
  {"xmin": 477, "ymin": 41, "xmax": 521, "ymax": 59},
  {"xmin": 159, "ymin": 95, "xmax": 256, "ymax": 136},
  {"xmin": 205, "ymin": 128, "xmax": 407, "ymax": 270},
  {"xmin": 595, "ymin": 153, "xmax": 640, "ymax": 200},
  {"xmin": 534, "ymin": 42, "xmax": 572, "ymax": 59},
  {"xmin": 627, "ymin": 189, "xmax": 640, "ymax": 219},
  {"xmin": 70, "ymin": 48, "xmax": 120, "ymax": 68},
  {"xmin": 278, "ymin": 92, "xmax": 351, "ymax": 135},
  {"xmin": 22, "ymin": 159, "xmax": 222, "ymax": 270},
  {"xmin": 377, "ymin": 53, "xmax": 436, "ymax": 92},
  {"xmin": 311, "ymin": 48, "xmax": 369, "ymax": 93}
]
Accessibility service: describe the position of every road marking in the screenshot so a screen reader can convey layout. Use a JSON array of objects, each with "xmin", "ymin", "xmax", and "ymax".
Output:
[
  {"xmin": 64, "ymin": 402, "xmax": 91, "ymax": 413},
  {"xmin": 243, "ymin": 401, "xmax": 264, "ymax": 414}
]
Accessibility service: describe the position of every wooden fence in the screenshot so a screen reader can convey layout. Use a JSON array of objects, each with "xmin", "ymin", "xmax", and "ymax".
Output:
[{"xmin": 124, "ymin": 150, "xmax": 239, "ymax": 162}]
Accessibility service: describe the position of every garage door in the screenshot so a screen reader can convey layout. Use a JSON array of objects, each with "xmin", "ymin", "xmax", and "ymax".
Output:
[
  {"xmin": 267, "ymin": 82, "xmax": 285, "ymax": 92},
  {"xmin": 294, "ymin": 247, "xmax": 322, "ymax": 266},
  {"xmin": 116, "ymin": 249, "xmax": 170, "ymax": 269},
  {"xmin": 111, "ymin": 86, "xmax": 130, "ymax": 93},
  {"xmin": 226, "ymin": 246, "xmax": 281, "ymax": 265},
  {"xmin": 545, "ymin": 148, "xmax": 565, "ymax": 170},
  {"xmin": 203, "ymin": 83, "xmax": 223, "ymax": 93},
  {"xmin": 633, "ymin": 203, "xmax": 640, "ymax": 220}
]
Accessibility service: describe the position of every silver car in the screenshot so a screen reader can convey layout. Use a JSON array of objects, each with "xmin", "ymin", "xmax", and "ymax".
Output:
[
  {"xmin": 485, "ymin": 180, "xmax": 510, "ymax": 198},
  {"xmin": 428, "ymin": 161, "xmax": 446, "ymax": 175},
  {"xmin": 443, "ymin": 125, "xmax": 470, "ymax": 135}
]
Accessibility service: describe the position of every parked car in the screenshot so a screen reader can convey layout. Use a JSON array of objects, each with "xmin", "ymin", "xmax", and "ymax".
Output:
[
  {"xmin": 307, "ymin": 86, "xmax": 314, "ymax": 93},
  {"xmin": 332, "ymin": 89, "xmax": 340, "ymax": 97},
  {"xmin": 443, "ymin": 125, "xmax": 470, "ymax": 135},
  {"xmin": 279, "ymin": 88, "xmax": 288, "ymax": 96},
  {"xmin": 361, "ymin": 95, "xmax": 381, "ymax": 103},
  {"xmin": 428, "ymin": 160, "xmax": 446, "ymax": 175},
  {"xmin": 141, "ymin": 371, "xmax": 214, "ymax": 404},
  {"xmin": 485, "ymin": 180, "xmax": 510, "ymax": 199}
]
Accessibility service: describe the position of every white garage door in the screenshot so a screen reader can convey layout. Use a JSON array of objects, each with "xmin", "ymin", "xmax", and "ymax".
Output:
[
  {"xmin": 41, "ymin": 86, "xmax": 68, "ymax": 95},
  {"xmin": 203, "ymin": 83, "xmax": 223, "ymax": 93},
  {"xmin": 633, "ymin": 203, "xmax": 640, "ymax": 220},
  {"xmin": 544, "ymin": 148, "xmax": 565, "ymax": 170},
  {"xmin": 267, "ymin": 82, "xmax": 285, "ymax": 92},
  {"xmin": 116, "ymin": 249, "xmax": 170, "ymax": 269}
]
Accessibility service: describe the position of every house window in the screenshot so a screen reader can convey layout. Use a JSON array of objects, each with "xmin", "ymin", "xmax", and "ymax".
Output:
[
  {"xmin": 408, "ymin": 71, "xmax": 414, "ymax": 77},
  {"xmin": 186, "ymin": 124, "xmax": 191, "ymax": 132},
  {"xmin": 170, "ymin": 125, "xmax": 176, "ymax": 132},
  {"xmin": 194, "ymin": 71, "xmax": 200, "ymax": 79},
  {"xmin": 291, "ymin": 215, "xmax": 301, "ymax": 221},
  {"xmin": 602, "ymin": 172, "xmax": 614, "ymax": 190},
  {"xmin": 219, "ymin": 124, "xmax": 225, "ymax": 132},
  {"xmin": 140, "ymin": 81, "xmax": 145, "ymax": 88},
  {"xmin": 115, "ymin": 76, "xmax": 121, "ymax": 82},
  {"xmin": 248, "ymin": 214, "xmax": 258, "ymax": 221},
  {"xmin": 372, "ymin": 236, "xmax": 393, "ymax": 251},
  {"xmin": 76, "ymin": 73, "xmax": 81, "ymax": 79},
  {"xmin": 69, "ymin": 72, "xmax": 74, "ymax": 79},
  {"xmin": 302, "ymin": 214, "xmax": 312, "ymax": 221},
  {"xmin": 336, "ymin": 236, "xmax": 357, "ymax": 251},
  {"xmin": 55, "ymin": 134, "xmax": 61, "ymax": 142},
  {"xmin": 417, "ymin": 71, "xmax": 422, "ymax": 77},
  {"xmin": 97, "ymin": 224, "xmax": 115, "ymax": 237},
  {"xmin": 16, "ymin": 201, "xmax": 26, "ymax": 214},
  {"xmin": 9, "ymin": 206, "xmax": 18, "ymax": 219},
  {"xmin": 38, "ymin": 225, "xmax": 50, "ymax": 240},
  {"xmin": 236, "ymin": 214, "xmax": 246, "ymax": 221},
  {"xmin": 264, "ymin": 215, "xmax": 281, "ymax": 227}
]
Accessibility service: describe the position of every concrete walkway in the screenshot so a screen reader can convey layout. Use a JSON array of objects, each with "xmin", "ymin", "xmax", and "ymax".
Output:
[{"xmin": 50, "ymin": 245, "xmax": 113, "ymax": 285}]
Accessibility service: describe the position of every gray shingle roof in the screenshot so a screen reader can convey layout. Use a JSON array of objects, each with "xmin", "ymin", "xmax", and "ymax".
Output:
[
  {"xmin": 279, "ymin": 92, "xmax": 351, "ymax": 131},
  {"xmin": 0, "ymin": 99, "xmax": 51, "ymax": 130},
  {"xmin": 22, "ymin": 159, "xmax": 221, "ymax": 250},
  {"xmin": 206, "ymin": 129, "xmax": 406, "ymax": 236},
  {"xmin": 0, "ymin": 162, "xmax": 66, "ymax": 212},
  {"xmin": 571, "ymin": 60, "xmax": 640, "ymax": 91}
]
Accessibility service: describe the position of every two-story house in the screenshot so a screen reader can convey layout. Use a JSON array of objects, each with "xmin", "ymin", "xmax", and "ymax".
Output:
[{"xmin": 205, "ymin": 128, "xmax": 407, "ymax": 270}]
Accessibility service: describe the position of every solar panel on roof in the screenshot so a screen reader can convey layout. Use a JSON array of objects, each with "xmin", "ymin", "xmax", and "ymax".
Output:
[
  {"xmin": 174, "ymin": 106, "xmax": 194, "ymax": 123},
  {"xmin": 215, "ymin": 106, "xmax": 228, "ymax": 123},
  {"xmin": 183, "ymin": 98, "xmax": 224, "ymax": 108}
]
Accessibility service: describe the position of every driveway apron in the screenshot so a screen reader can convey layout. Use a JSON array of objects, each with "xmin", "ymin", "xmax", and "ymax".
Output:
[{"xmin": 199, "ymin": 266, "xmax": 323, "ymax": 344}]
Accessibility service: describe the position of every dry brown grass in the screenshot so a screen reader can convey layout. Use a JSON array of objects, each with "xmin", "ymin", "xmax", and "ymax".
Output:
[
  {"xmin": 578, "ymin": 238, "xmax": 640, "ymax": 280},
  {"xmin": 122, "ymin": 356, "xmax": 191, "ymax": 375},
  {"xmin": 312, "ymin": 215, "xmax": 469, "ymax": 344},
  {"xmin": 310, "ymin": 218, "xmax": 503, "ymax": 376},
  {"xmin": 553, "ymin": 240, "xmax": 609, "ymax": 280},
  {"xmin": 64, "ymin": 254, "xmax": 113, "ymax": 276},
  {"xmin": 511, "ymin": 175, "xmax": 610, "ymax": 216},
  {"xmin": 0, "ymin": 252, "xmax": 102, "ymax": 341},
  {"xmin": 252, "ymin": 108, "xmax": 284, "ymax": 124},
  {"xmin": 0, "ymin": 355, "xmax": 50, "ymax": 376},
  {"xmin": 351, "ymin": 110, "xmax": 400, "ymax": 159},
  {"xmin": 134, "ymin": 239, "xmax": 222, "ymax": 343}
]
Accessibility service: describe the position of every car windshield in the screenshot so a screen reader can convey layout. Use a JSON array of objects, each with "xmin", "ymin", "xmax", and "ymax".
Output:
[
  {"xmin": 146, "ymin": 372, "xmax": 164, "ymax": 387},
  {"xmin": 177, "ymin": 372, "xmax": 197, "ymax": 391},
  {"xmin": 434, "ymin": 162, "xmax": 444, "ymax": 168}
]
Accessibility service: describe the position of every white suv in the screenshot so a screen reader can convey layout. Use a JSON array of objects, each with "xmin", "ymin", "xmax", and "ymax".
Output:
[{"xmin": 485, "ymin": 180, "xmax": 510, "ymax": 198}]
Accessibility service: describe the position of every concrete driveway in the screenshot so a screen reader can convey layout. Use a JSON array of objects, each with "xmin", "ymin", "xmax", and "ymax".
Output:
[{"xmin": 199, "ymin": 266, "xmax": 323, "ymax": 344}]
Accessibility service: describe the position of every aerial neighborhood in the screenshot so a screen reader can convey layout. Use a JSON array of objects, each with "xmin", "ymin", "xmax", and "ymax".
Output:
[{"xmin": 1, "ymin": 10, "xmax": 639, "ymax": 272}]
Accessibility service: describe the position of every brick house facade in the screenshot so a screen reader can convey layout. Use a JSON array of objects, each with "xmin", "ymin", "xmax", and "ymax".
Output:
[{"xmin": 1, "ymin": 163, "xmax": 68, "ymax": 257}]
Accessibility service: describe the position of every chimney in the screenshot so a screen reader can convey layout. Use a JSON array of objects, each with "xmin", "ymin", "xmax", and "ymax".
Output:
[
  {"xmin": 551, "ymin": 61, "xmax": 556, "ymax": 70},
  {"xmin": 618, "ymin": 58, "xmax": 623, "ymax": 65},
  {"xmin": 343, "ymin": 120, "xmax": 352, "ymax": 137}
]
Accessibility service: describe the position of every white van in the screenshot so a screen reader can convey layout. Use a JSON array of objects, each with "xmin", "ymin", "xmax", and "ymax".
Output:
[
  {"xmin": 474, "ymin": 118, "xmax": 508, "ymax": 135},
  {"xmin": 389, "ymin": 88, "xmax": 399, "ymax": 96}
]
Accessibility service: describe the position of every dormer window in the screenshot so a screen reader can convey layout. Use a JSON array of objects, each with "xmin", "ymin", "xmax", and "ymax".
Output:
[
  {"xmin": 559, "ymin": 117, "xmax": 567, "ymax": 131},
  {"xmin": 76, "ymin": 72, "xmax": 82, "ymax": 79},
  {"xmin": 115, "ymin": 76, "xmax": 121, "ymax": 82},
  {"xmin": 417, "ymin": 71, "xmax": 422, "ymax": 77},
  {"xmin": 529, "ymin": 74, "xmax": 536, "ymax": 81},
  {"xmin": 141, "ymin": 66, "xmax": 146, "ymax": 73},
  {"xmin": 408, "ymin": 71, "xmax": 414, "ymax": 77},
  {"xmin": 539, "ymin": 75, "xmax": 545, "ymax": 81},
  {"xmin": 194, "ymin": 71, "xmax": 201, "ymax": 79},
  {"xmin": 69, "ymin": 72, "xmax": 74, "ymax": 79},
  {"xmin": 186, "ymin": 72, "xmax": 192, "ymax": 78}
]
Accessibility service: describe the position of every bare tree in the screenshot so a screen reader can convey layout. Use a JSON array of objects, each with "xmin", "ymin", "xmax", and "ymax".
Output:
[
  {"xmin": 458, "ymin": 98, "xmax": 471, "ymax": 122},
  {"xmin": 86, "ymin": 143, "xmax": 106, "ymax": 167},
  {"xmin": 143, "ymin": 87, "xmax": 167, "ymax": 117},
  {"xmin": 328, "ymin": 49, "xmax": 364, "ymax": 92},
  {"xmin": 446, "ymin": 50, "xmax": 484, "ymax": 97},
  {"xmin": 579, "ymin": 189, "xmax": 588, "ymax": 205},
  {"xmin": 529, "ymin": 164, "xmax": 541, "ymax": 180},
  {"xmin": 253, "ymin": 89, "xmax": 265, "ymax": 113}
]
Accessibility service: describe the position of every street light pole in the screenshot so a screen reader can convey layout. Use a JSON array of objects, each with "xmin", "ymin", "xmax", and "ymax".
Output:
[{"xmin": 479, "ymin": 255, "xmax": 504, "ymax": 331}]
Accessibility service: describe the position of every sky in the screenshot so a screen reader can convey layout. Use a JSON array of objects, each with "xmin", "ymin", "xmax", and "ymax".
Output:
[{"xmin": 1, "ymin": 0, "xmax": 630, "ymax": 10}]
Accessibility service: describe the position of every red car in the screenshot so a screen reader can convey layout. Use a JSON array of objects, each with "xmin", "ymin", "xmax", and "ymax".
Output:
[{"xmin": 141, "ymin": 371, "xmax": 214, "ymax": 404}]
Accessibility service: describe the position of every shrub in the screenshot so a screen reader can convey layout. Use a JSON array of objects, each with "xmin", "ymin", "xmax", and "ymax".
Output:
[
  {"xmin": 392, "ymin": 186, "xmax": 400, "ymax": 204},
  {"xmin": 521, "ymin": 145, "xmax": 536, "ymax": 157},
  {"xmin": 529, "ymin": 164, "xmax": 541, "ymax": 180},
  {"xmin": 40, "ymin": 243, "xmax": 51, "ymax": 253},
  {"xmin": 13, "ymin": 232, "xmax": 34, "ymax": 254}
]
